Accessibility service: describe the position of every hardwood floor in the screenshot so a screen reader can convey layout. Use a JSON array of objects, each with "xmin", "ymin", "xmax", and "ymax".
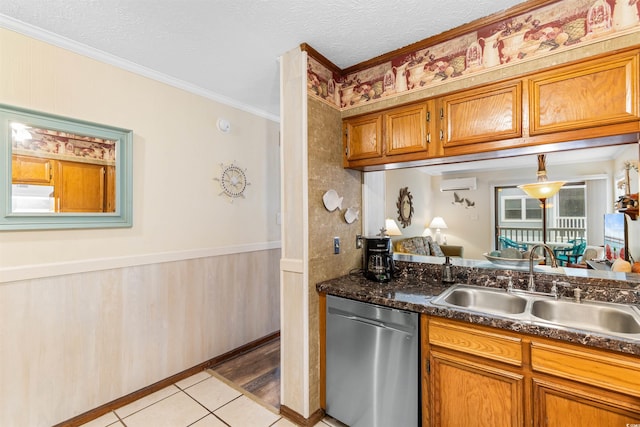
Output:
[{"xmin": 211, "ymin": 336, "xmax": 281, "ymax": 410}]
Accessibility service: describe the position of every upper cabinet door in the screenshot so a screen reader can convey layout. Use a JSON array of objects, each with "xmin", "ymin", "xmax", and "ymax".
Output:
[
  {"xmin": 529, "ymin": 51, "xmax": 640, "ymax": 135},
  {"xmin": 343, "ymin": 113, "xmax": 382, "ymax": 162},
  {"xmin": 441, "ymin": 80, "xmax": 522, "ymax": 148},
  {"xmin": 384, "ymin": 103, "xmax": 428, "ymax": 156},
  {"xmin": 12, "ymin": 155, "xmax": 53, "ymax": 185}
]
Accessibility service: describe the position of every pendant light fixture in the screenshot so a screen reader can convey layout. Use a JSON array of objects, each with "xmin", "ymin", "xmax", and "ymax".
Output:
[{"xmin": 518, "ymin": 154, "xmax": 565, "ymax": 243}]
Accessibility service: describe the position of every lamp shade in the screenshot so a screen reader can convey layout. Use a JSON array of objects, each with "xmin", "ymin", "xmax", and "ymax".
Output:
[
  {"xmin": 428, "ymin": 216, "xmax": 448, "ymax": 230},
  {"xmin": 517, "ymin": 154, "xmax": 565, "ymax": 200},
  {"xmin": 518, "ymin": 181, "xmax": 565, "ymax": 200},
  {"xmin": 385, "ymin": 218, "xmax": 402, "ymax": 236}
]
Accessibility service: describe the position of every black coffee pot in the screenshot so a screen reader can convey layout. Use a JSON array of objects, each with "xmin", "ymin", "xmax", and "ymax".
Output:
[{"xmin": 363, "ymin": 237, "xmax": 395, "ymax": 282}]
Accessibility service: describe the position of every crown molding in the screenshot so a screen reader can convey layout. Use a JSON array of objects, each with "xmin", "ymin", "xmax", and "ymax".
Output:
[{"xmin": 0, "ymin": 14, "xmax": 280, "ymax": 123}]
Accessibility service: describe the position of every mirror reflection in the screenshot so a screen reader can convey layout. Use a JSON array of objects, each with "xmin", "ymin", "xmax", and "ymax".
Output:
[
  {"xmin": 0, "ymin": 103, "xmax": 132, "ymax": 231},
  {"xmin": 385, "ymin": 142, "xmax": 639, "ymax": 273},
  {"xmin": 11, "ymin": 122, "xmax": 117, "ymax": 213}
]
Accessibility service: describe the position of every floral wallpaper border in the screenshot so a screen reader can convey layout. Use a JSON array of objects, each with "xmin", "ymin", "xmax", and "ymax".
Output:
[
  {"xmin": 307, "ymin": 0, "xmax": 640, "ymax": 110},
  {"xmin": 12, "ymin": 126, "xmax": 117, "ymax": 164}
]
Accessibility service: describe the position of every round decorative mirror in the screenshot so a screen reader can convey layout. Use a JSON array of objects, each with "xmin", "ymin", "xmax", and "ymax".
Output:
[{"xmin": 396, "ymin": 187, "xmax": 414, "ymax": 228}]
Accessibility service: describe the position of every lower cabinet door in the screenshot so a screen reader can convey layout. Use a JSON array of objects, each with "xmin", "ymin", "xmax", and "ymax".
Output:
[
  {"xmin": 430, "ymin": 350, "xmax": 524, "ymax": 427},
  {"xmin": 533, "ymin": 377, "xmax": 640, "ymax": 427}
]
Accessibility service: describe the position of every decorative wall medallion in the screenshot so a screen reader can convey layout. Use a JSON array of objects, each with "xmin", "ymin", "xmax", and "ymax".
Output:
[
  {"xmin": 214, "ymin": 161, "xmax": 250, "ymax": 202},
  {"xmin": 396, "ymin": 187, "xmax": 414, "ymax": 228}
]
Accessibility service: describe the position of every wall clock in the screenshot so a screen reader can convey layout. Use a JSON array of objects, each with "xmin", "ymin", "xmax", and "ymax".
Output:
[
  {"xmin": 214, "ymin": 161, "xmax": 250, "ymax": 202},
  {"xmin": 396, "ymin": 187, "xmax": 414, "ymax": 228}
]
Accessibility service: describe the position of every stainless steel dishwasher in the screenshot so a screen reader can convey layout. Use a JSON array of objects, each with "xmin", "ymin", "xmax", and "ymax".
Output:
[{"xmin": 326, "ymin": 295, "xmax": 419, "ymax": 427}]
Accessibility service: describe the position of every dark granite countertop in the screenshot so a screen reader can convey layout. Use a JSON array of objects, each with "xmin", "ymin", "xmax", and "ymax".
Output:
[{"xmin": 317, "ymin": 262, "xmax": 640, "ymax": 356}]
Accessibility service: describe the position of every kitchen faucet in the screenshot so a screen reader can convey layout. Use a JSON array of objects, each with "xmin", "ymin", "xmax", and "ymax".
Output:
[{"xmin": 528, "ymin": 244, "xmax": 558, "ymax": 292}]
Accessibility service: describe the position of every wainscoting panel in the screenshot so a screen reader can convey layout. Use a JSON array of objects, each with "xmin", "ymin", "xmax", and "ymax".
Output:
[{"xmin": 0, "ymin": 248, "xmax": 280, "ymax": 427}]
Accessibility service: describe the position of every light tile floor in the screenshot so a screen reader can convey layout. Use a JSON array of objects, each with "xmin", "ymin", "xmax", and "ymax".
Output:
[{"xmin": 80, "ymin": 370, "xmax": 344, "ymax": 427}]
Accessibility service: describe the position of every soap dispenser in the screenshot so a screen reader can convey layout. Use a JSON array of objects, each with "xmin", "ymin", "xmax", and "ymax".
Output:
[{"xmin": 442, "ymin": 256, "xmax": 455, "ymax": 284}]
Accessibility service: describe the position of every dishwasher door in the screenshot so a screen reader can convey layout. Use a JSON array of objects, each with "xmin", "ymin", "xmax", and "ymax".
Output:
[{"xmin": 326, "ymin": 295, "xmax": 419, "ymax": 427}]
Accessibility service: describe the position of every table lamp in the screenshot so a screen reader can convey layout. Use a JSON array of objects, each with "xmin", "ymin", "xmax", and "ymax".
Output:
[{"xmin": 429, "ymin": 216, "xmax": 448, "ymax": 244}]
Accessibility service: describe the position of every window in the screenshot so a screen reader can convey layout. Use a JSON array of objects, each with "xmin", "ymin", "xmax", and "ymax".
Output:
[
  {"xmin": 557, "ymin": 186, "xmax": 585, "ymax": 217},
  {"xmin": 501, "ymin": 196, "xmax": 541, "ymax": 222}
]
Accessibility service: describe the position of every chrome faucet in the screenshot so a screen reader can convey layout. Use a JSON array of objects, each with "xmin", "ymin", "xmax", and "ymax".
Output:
[{"xmin": 528, "ymin": 244, "xmax": 558, "ymax": 292}]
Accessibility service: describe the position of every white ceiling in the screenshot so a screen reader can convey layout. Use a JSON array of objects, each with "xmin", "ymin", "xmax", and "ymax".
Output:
[{"xmin": 0, "ymin": 0, "xmax": 527, "ymax": 120}]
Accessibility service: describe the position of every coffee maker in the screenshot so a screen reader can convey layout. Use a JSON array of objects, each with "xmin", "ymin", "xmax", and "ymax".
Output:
[{"xmin": 363, "ymin": 237, "xmax": 395, "ymax": 282}]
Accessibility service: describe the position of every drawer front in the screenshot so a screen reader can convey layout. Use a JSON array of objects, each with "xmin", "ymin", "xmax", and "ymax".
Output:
[
  {"xmin": 531, "ymin": 341, "xmax": 640, "ymax": 397},
  {"xmin": 429, "ymin": 319, "xmax": 523, "ymax": 366}
]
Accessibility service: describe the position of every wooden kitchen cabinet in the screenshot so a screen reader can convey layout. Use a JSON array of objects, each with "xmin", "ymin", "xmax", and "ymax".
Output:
[
  {"xmin": 528, "ymin": 50, "xmax": 640, "ymax": 135},
  {"xmin": 343, "ymin": 100, "xmax": 443, "ymax": 168},
  {"xmin": 12, "ymin": 154, "xmax": 53, "ymax": 184},
  {"xmin": 426, "ymin": 318, "xmax": 525, "ymax": 427},
  {"xmin": 384, "ymin": 102, "xmax": 429, "ymax": 156},
  {"xmin": 341, "ymin": 47, "xmax": 640, "ymax": 171},
  {"xmin": 343, "ymin": 112, "xmax": 382, "ymax": 164},
  {"xmin": 424, "ymin": 317, "xmax": 640, "ymax": 427},
  {"xmin": 530, "ymin": 340, "xmax": 640, "ymax": 426},
  {"xmin": 56, "ymin": 160, "xmax": 106, "ymax": 212},
  {"xmin": 430, "ymin": 350, "xmax": 524, "ymax": 427},
  {"xmin": 440, "ymin": 80, "xmax": 522, "ymax": 155},
  {"xmin": 533, "ymin": 378, "xmax": 640, "ymax": 427},
  {"xmin": 12, "ymin": 154, "xmax": 114, "ymax": 212}
]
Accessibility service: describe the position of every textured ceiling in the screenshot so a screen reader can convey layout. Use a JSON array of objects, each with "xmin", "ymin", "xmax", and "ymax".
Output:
[{"xmin": 0, "ymin": 0, "xmax": 527, "ymax": 120}]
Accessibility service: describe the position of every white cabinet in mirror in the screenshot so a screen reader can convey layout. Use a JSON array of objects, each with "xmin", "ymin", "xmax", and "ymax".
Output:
[{"xmin": 0, "ymin": 104, "xmax": 133, "ymax": 230}]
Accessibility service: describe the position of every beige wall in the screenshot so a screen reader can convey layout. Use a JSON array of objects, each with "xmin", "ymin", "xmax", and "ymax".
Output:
[
  {"xmin": 0, "ymin": 28, "xmax": 281, "ymax": 425},
  {"xmin": 385, "ymin": 168, "xmax": 434, "ymax": 238},
  {"xmin": 0, "ymin": 28, "xmax": 281, "ymax": 272}
]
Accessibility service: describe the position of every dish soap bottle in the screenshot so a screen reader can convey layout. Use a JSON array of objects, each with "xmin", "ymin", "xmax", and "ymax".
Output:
[{"xmin": 442, "ymin": 256, "xmax": 455, "ymax": 284}]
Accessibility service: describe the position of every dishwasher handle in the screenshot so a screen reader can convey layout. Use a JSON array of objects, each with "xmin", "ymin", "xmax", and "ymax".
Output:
[{"xmin": 328, "ymin": 307, "xmax": 415, "ymax": 335}]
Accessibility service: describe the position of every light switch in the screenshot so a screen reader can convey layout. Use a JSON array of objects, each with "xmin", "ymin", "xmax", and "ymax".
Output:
[{"xmin": 334, "ymin": 237, "xmax": 340, "ymax": 254}]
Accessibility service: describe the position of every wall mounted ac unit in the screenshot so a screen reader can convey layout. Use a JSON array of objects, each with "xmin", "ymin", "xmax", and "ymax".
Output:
[{"xmin": 439, "ymin": 177, "xmax": 477, "ymax": 192}]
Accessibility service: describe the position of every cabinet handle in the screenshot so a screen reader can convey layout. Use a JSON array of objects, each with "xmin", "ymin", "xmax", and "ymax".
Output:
[
  {"xmin": 440, "ymin": 108, "xmax": 444, "ymax": 120},
  {"xmin": 426, "ymin": 111, "xmax": 431, "ymax": 123},
  {"xmin": 426, "ymin": 133, "xmax": 431, "ymax": 144},
  {"xmin": 440, "ymin": 129, "xmax": 444, "ymax": 141}
]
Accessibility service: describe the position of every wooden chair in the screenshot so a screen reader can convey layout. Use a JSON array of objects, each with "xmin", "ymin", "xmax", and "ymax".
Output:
[{"xmin": 498, "ymin": 236, "xmax": 527, "ymax": 251}]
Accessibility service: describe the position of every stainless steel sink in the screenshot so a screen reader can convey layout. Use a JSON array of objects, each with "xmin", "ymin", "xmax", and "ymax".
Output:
[
  {"xmin": 432, "ymin": 284, "xmax": 640, "ymax": 339},
  {"xmin": 434, "ymin": 285, "xmax": 528, "ymax": 315},
  {"xmin": 531, "ymin": 299, "xmax": 640, "ymax": 335}
]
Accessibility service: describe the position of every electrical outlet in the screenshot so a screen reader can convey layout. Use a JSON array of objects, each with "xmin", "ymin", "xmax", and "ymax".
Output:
[
  {"xmin": 334, "ymin": 237, "xmax": 340, "ymax": 254},
  {"xmin": 356, "ymin": 234, "xmax": 362, "ymax": 249}
]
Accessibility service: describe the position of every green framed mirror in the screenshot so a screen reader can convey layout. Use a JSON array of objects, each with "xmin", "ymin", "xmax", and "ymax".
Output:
[{"xmin": 0, "ymin": 104, "xmax": 133, "ymax": 230}]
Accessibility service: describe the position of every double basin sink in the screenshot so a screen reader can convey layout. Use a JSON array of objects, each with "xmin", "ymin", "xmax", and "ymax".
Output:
[{"xmin": 431, "ymin": 284, "xmax": 640, "ymax": 339}]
